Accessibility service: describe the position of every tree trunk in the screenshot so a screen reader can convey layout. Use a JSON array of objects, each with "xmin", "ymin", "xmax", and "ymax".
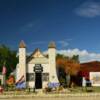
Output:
[{"xmin": 66, "ymin": 74, "xmax": 70, "ymax": 87}]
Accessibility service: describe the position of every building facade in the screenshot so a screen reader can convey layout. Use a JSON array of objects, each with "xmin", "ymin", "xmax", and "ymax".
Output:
[
  {"xmin": 16, "ymin": 41, "xmax": 59, "ymax": 89},
  {"xmin": 0, "ymin": 74, "xmax": 4, "ymax": 85}
]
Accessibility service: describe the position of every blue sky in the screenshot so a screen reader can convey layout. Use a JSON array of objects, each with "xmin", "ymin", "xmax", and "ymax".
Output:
[{"xmin": 1, "ymin": 0, "xmax": 100, "ymax": 62}]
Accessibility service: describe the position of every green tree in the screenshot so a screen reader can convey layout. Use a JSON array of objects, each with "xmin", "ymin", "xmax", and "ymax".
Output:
[
  {"xmin": 56, "ymin": 54, "xmax": 80, "ymax": 87},
  {"xmin": 0, "ymin": 45, "xmax": 18, "ymax": 77},
  {"xmin": 71, "ymin": 55, "xmax": 79, "ymax": 63}
]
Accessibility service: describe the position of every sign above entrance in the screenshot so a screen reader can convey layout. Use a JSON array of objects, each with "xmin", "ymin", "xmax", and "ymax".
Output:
[{"xmin": 34, "ymin": 64, "xmax": 43, "ymax": 73}]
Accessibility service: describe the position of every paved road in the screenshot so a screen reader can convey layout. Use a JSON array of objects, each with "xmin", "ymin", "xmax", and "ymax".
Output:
[{"xmin": 2, "ymin": 97, "xmax": 100, "ymax": 100}]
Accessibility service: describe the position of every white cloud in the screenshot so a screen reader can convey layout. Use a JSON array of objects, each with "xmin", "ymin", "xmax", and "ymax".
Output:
[
  {"xmin": 57, "ymin": 41, "xmax": 69, "ymax": 47},
  {"xmin": 17, "ymin": 47, "xmax": 100, "ymax": 63},
  {"xmin": 31, "ymin": 41, "xmax": 46, "ymax": 45},
  {"xmin": 75, "ymin": 1, "xmax": 100, "ymax": 17},
  {"xmin": 20, "ymin": 19, "xmax": 41, "ymax": 33},
  {"xmin": 56, "ymin": 49, "xmax": 100, "ymax": 63},
  {"xmin": 57, "ymin": 39, "xmax": 72, "ymax": 48},
  {"xmin": 27, "ymin": 41, "xmax": 47, "ymax": 48}
]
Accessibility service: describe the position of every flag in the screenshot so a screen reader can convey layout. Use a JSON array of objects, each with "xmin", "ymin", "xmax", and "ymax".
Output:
[{"xmin": 2, "ymin": 65, "xmax": 7, "ymax": 75}]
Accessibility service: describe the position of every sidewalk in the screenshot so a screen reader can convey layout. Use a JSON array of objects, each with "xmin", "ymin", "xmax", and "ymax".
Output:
[{"xmin": 1, "ymin": 92, "xmax": 100, "ymax": 99}]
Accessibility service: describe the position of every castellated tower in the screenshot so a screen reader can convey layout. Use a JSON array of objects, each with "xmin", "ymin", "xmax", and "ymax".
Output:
[
  {"xmin": 48, "ymin": 42, "xmax": 59, "ymax": 83},
  {"xmin": 18, "ymin": 40, "xmax": 26, "ymax": 84}
]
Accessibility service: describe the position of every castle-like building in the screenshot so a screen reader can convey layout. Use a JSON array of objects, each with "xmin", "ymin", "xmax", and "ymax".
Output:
[{"xmin": 16, "ymin": 41, "xmax": 59, "ymax": 89}]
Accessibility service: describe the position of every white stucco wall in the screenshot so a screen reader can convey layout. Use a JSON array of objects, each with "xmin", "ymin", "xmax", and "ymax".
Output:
[
  {"xmin": 90, "ymin": 72, "xmax": 100, "ymax": 86},
  {"xmin": 18, "ymin": 48, "xmax": 26, "ymax": 82},
  {"xmin": 27, "ymin": 63, "xmax": 50, "ymax": 88},
  {"xmin": 16, "ymin": 64, "xmax": 20, "ymax": 82},
  {"xmin": 0, "ymin": 74, "xmax": 4, "ymax": 85},
  {"xmin": 16, "ymin": 42, "xmax": 59, "ymax": 89},
  {"xmin": 48, "ymin": 48, "xmax": 59, "ymax": 83}
]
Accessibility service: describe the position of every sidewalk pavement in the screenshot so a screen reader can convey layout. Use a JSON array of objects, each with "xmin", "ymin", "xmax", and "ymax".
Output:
[{"xmin": 1, "ymin": 92, "xmax": 100, "ymax": 99}]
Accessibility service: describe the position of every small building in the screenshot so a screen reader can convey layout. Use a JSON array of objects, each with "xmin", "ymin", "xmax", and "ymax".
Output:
[
  {"xmin": 16, "ymin": 41, "xmax": 59, "ymax": 89},
  {"xmin": 90, "ymin": 72, "xmax": 100, "ymax": 86},
  {"xmin": 0, "ymin": 73, "xmax": 5, "ymax": 85},
  {"xmin": 79, "ymin": 61, "xmax": 100, "ymax": 86}
]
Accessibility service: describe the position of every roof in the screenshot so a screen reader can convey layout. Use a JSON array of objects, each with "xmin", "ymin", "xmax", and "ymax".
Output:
[
  {"xmin": 27, "ymin": 48, "xmax": 48, "ymax": 63},
  {"xmin": 31, "ymin": 48, "xmax": 44, "ymax": 57},
  {"xmin": 78, "ymin": 61, "xmax": 100, "ymax": 79},
  {"xmin": 80, "ymin": 61, "xmax": 100, "ymax": 72},
  {"xmin": 19, "ymin": 40, "xmax": 26, "ymax": 48},
  {"xmin": 48, "ymin": 41, "xmax": 56, "ymax": 48}
]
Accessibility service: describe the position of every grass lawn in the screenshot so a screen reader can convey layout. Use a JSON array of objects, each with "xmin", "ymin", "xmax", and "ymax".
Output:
[
  {"xmin": 68, "ymin": 86, "xmax": 100, "ymax": 93},
  {"xmin": 92, "ymin": 87, "xmax": 100, "ymax": 92},
  {"xmin": 1, "ymin": 86, "xmax": 100, "ymax": 95}
]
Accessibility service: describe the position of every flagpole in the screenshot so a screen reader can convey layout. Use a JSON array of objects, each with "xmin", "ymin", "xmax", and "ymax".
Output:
[
  {"xmin": 2, "ymin": 61, "xmax": 6, "ymax": 88},
  {"xmin": 3, "ymin": 74, "xmax": 6, "ymax": 87}
]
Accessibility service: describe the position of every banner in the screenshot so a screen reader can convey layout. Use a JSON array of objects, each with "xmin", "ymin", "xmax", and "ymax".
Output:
[
  {"xmin": 16, "ymin": 75, "xmax": 26, "ymax": 89},
  {"xmin": 48, "ymin": 82, "xmax": 60, "ymax": 88}
]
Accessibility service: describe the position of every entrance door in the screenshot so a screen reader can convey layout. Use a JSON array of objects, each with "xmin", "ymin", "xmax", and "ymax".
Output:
[{"xmin": 35, "ymin": 73, "xmax": 42, "ymax": 89}]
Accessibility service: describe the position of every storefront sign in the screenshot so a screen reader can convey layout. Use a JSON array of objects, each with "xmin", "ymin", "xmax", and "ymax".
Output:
[{"xmin": 34, "ymin": 64, "xmax": 43, "ymax": 73}]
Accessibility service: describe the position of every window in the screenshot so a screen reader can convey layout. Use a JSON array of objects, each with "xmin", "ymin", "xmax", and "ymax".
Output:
[
  {"xmin": 26, "ymin": 73, "xmax": 35, "ymax": 81},
  {"xmin": 42, "ymin": 73, "xmax": 49, "ymax": 81}
]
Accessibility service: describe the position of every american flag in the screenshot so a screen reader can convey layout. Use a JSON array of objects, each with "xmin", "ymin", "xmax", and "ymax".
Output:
[{"xmin": 2, "ymin": 65, "xmax": 7, "ymax": 75}]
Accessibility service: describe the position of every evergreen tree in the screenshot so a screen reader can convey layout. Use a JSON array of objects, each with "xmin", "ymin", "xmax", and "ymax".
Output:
[{"xmin": 0, "ymin": 45, "xmax": 18, "ymax": 77}]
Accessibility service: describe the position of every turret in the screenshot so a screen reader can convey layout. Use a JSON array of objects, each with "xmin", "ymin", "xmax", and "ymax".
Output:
[
  {"xmin": 48, "ymin": 41, "xmax": 59, "ymax": 83},
  {"xmin": 18, "ymin": 40, "xmax": 26, "ymax": 85}
]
